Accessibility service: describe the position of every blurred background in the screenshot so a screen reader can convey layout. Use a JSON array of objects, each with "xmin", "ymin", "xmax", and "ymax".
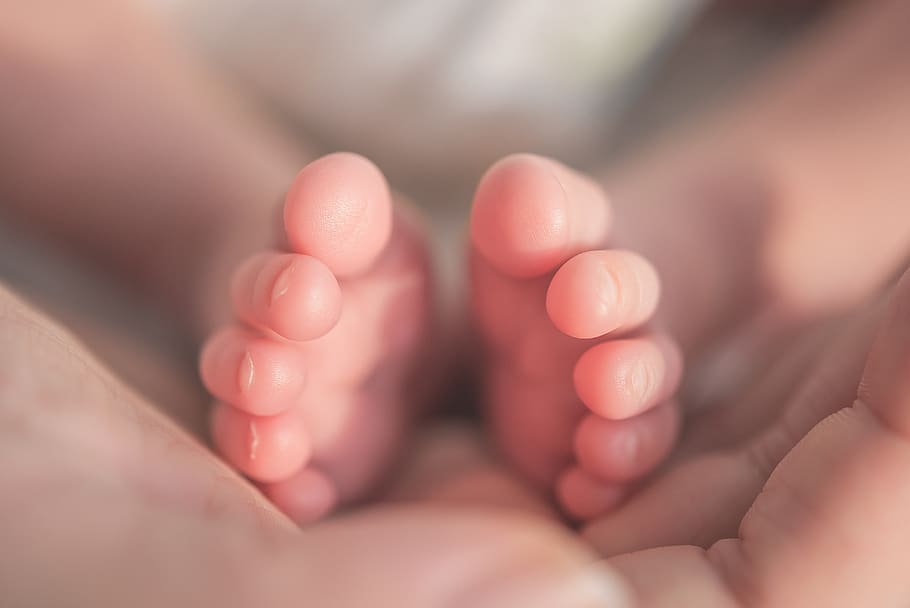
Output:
[
  {"xmin": 131, "ymin": 0, "xmax": 831, "ymax": 288},
  {"xmin": 0, "ymin": 0, "xmax": 835, "ymax": 425},
  {"xmin": 139, "ymin": 0, "xmax": 826, "ymax": 201}
]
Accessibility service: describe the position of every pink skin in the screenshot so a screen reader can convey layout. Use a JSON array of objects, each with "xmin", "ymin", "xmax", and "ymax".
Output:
[
  {"xmin": 546, "ymin": 250, "xmax": 660, "ymax": 340},
  {"xmin": 470, "ymin": 154, "xmax": 683, "ymax": 519},
  {"xmin": 260, "ymin": 468, "xmax": 339, "ymax": 524},
  {"xmin": 211, "ymin": 402, "xmax": 311, "ymax": 483},
  {"xmin": 200, "ymin": 327, "xmax": 308, "ymax": 417},
  {"xmin": 284, "ymin": 154, "xmax": 392, "ymax": 278},
  {"xmin": 200, "ymin": 152, "xmax": 432, "ymax": 524},
  {"xmin": 574, "ymin": 402, "xmax": 680, "ymax": 482},
  {"xmin": 556, "ymin": 467, "xmax": 627, "ymax": 522},
  {"xmin": 230, "ymin": 253, "xmax": 342, "ymax": 342},
  {"xmin": 574, "ymin": 335, "xmax": 683, "ymax": 420}
]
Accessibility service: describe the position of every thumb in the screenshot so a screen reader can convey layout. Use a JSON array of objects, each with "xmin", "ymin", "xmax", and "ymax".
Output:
[
  {"xmin": 267, "ymin": 506, "xmax": 633, "ymax": 608},
  {"xmin": 712, "ymin": 268, "xmax": 910, "ymax": 606}
]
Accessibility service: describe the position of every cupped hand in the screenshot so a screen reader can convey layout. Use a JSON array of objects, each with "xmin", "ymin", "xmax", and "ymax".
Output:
[{"xmin": 6, "ymin": 264, "xmax": 910, "ymax": 607}]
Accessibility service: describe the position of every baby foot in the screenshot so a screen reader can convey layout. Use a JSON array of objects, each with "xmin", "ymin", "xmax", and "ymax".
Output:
[
  {"xmin": 470, "ymin": 154, "xmax": 683, "ymax": 521},
  {"xmin": 200, "ymin": 153, "xmax": 434, "ymax": 524}
]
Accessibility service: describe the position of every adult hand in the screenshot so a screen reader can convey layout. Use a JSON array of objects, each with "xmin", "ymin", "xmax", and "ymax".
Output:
[
  {"xmin": 581, "ymin": 266, "xmax": 910, "ymax": 606},
  {"xmin": 0, "ymin": 283, "xmax": 625, "ymax": 608},
  {"xmin": 7, "ymin": 264, "xmax": 910, "ymax": 606}
]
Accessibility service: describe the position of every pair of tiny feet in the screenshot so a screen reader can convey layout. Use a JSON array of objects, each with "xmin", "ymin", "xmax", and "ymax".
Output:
[{"xmin": 200, "ymin": 152, "xmax": 682, "ymax": 525}]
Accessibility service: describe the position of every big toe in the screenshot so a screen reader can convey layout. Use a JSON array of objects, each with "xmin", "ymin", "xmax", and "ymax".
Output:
[
  {"xmin": 284, "ymin": 152, "xmax": 393, "ymax": 277},
  {"xmin": 470, "ymin": 154, "xmax": 612, "ymax": 278}
]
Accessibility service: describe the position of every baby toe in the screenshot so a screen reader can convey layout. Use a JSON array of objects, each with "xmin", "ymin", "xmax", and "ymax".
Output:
[
  {"xmin": 546, "ymin": 249, "xmax": 660, "ymax": 340},
  {"xmin": 574, "ymin": 334, "xmax": 683, "ymax": 420},
  {"xmin": 284, "ymin": 152, "xmax": 392, "ymax": 277},
  {"xmin": 574, "ymin": 402, "xmax": 679, "ymax": 483},
  {"xmin": 200, "ymin": 326, "xmax": 307, "ymax": 416},
  {"xmin": 211, "ymin": 403, "xmax": 311, "ymax": 483},
  {"xmin": 231, "ymin": 251, "xmax": 342, "ymax": 342},
  {"xmin": 470, "ymin": 154, "xmax": 611, "ymax": 278},
  {"xmin": 260, "ymin": 468, "xmax": 338, "ymax": 526},
  {"xmin": 556, "ymin": 466, "xmax": 628, "ymax": 521}
]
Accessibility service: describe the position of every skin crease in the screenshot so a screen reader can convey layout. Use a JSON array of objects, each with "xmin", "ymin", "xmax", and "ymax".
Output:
[{"xmin": 3, "ymin": 0, "xmax": 910, "ymax": 604}]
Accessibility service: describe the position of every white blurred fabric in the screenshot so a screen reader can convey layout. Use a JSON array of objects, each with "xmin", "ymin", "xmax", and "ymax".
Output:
[{"xmin": 143, "ymin": 0, "xmax": 703, "ymax": 182}]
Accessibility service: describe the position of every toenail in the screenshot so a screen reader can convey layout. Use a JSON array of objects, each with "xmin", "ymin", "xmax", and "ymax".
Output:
[
  {"xmin": 595, "ymin": 262, "xmax": 619, "ymax": 320},
  {"xmin": 270, "ymin": 262, "xmax": 294, "ymax": 307},
  {"xmin": 238, "ymin": 351, "xmax": 255, "ymax": 395},
  {"xmin": 623, "ymin": 358, "xmax": 654, "ymax": 405},
  {"xmin": 248, "ymin": 420, "xmax": 260, "ymax": 461}
]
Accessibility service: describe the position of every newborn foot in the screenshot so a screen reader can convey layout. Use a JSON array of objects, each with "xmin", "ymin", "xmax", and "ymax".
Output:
[
  {"xmin": 200, "ymin": 153, "xmax": 434, "ymax": 524},
  {"xmin": 470, "ymin": 154, "xmax": 683, "ymax": 521}
]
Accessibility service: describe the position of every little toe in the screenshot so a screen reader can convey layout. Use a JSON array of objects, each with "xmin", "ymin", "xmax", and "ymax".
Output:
[
  {"xmin": 284, "ymin": 152, "xmax": 393, "ymax": 277},
  {"xmin": 210, "ymin": 403, "xmax": 311, "ymax": 483},
  {"xmin": 200, "ymin": 327, "xmax": 307, "ymax": 416},
  {"xmin": 574, "ymin": 334, "xmax": 683, "ymax": 420},
  {"xmin": 260, "ymin": 468, "xmax": 339, "ymax": 526},
  {"xmin": 231, "ymin": 251, "xmax": 342, "ymax": 342},
  {"xmin": 471, "ymin": 154, "xmax": 611, "ymax": 278},
  {"xmin": 574, "ymin": 402, "xmax": 680, "ymax": 483},
  {"xmin": 556, "ymin": 467, "xmax": 628, "ymax": 521},
  {"xmin": 546, "ymin": 249, "xmax": 660, "ymax": 340}
]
